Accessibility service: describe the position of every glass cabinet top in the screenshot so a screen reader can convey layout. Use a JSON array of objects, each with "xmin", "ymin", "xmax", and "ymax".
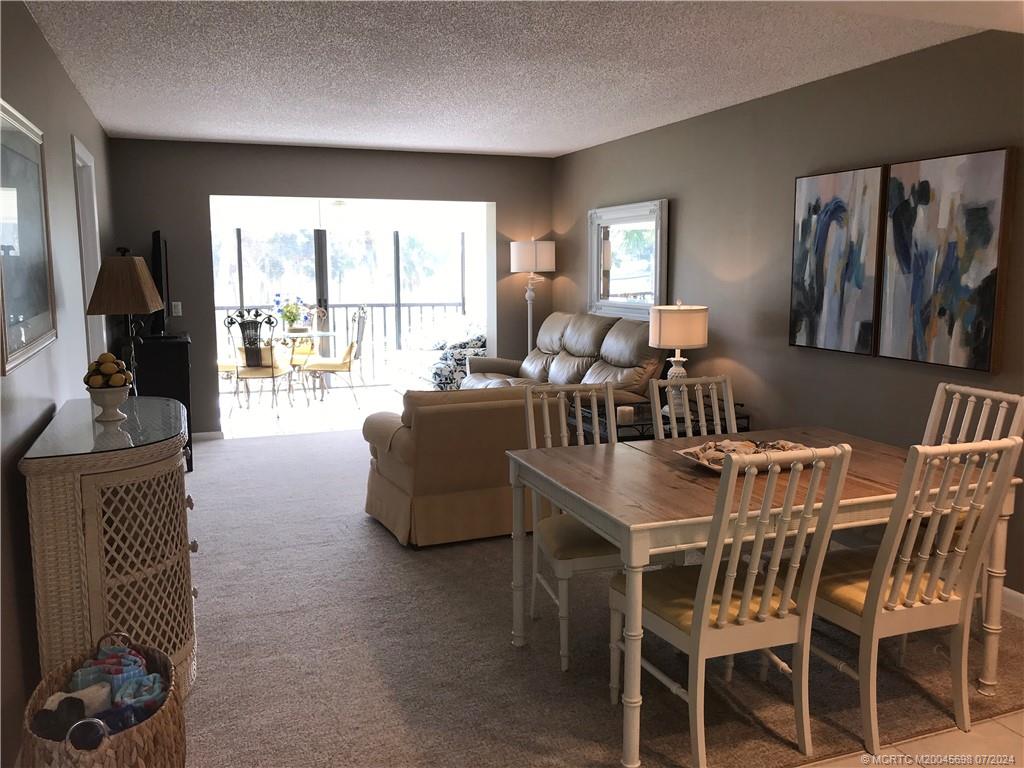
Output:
[{"xmin": 22, "ymin": 397, "xmax": 186, "ymax": 461}]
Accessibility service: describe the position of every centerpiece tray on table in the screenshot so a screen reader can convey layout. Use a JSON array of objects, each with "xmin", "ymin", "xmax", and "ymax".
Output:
[{"xmin": 674, "ymin": 439, "xmax": 809, "ymax": 473}]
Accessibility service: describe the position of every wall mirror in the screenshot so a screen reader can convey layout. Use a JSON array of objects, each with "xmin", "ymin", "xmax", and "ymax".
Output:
[{"xmin": 587, "ymin": 199, "xmax": 667, "ymax": 321}]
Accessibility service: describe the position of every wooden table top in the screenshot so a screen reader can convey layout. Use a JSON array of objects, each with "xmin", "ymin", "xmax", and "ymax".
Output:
[{"xmin": 507, "ymin": 426, "xmax": 910, "ymax": 530}]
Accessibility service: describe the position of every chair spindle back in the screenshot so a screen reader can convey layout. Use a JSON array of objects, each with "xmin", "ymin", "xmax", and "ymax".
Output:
[
  {"xmin": 922, "ymin": 383, "xmax": 1024, "ymax": 445},
  {"xmin": 525, "ymin": 383, "xmax": 617, "ymax": 449},
  {"xmin": 695, "ymin": 444, "xmax": 852, "ymax": 632},
  {"xmin": 867, "ymin": 437, "xmax": 1022, "ymax": 617},
  {"xmin": 224, "ymin": 308, "xmax": 277, "ymax": 368},
  {"xmin": 648, "ymin": 375, "xmax": 737, "ymax": 440}
]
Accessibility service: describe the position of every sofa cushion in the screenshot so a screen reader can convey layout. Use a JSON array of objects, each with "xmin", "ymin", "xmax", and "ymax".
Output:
[
  {"xmin": 562, "ymin": 314, "xmax": 618, "ymax": 357},
  {"xmin": 519, "ymin": 348, "xmax": 555, "ymax": 381},
  {"xmin": 536, "ymin": 312, "xmax": 572, "ymax": 354},
  {"xmin": 548, "ymin": 350, "xmax": 597, "ymax": 385},
  {"xmin": 601, "ymin": 319, "xmax": 659, "ymax": 367},
  {"xmin": 460, "ymin": 373, "xmax": 540, "ymax": 390}
]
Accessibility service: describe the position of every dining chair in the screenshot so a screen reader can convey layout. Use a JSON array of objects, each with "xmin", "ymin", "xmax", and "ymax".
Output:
[
  {"xmin": 609, "ymin": 442, "xmax": 852, "ymax": 768},
  {"xmin": 648, "ymin": 374, "xmax": 737, "ymax": 439},
  {"xmin": 524, "ymin": 382, "xmax": 621, "ymax": 672},
  {"xmin": 810, "ymin": 436, "xmax": 1022, "ymax": 755},
  {"xmin": 224, "ymin": 308, "xmax": 291, "ymax": 411},
  {"xmin": 288, "ymin": 336, "xmax": 316, "ymax": 405},
  {"xmin": 884, "ymin": 384, "xmax": 1024, "ymax": 662},
  {"xmin": 304, "ymin": 341, "xmax": 358, "ymax": 403},
  {"xmin": 923, "ymin": 382, "xmax": 1024, "ymax": 446}
]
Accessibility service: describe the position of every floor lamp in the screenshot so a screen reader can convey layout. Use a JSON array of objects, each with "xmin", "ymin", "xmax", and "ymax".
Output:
[
  {"xmin": 510, "ymin": 240, "xmax": 555, "ymax": 352},
  {"xmin": 86, "ymin": 250, "xmax": 165, "ymax": 393}
]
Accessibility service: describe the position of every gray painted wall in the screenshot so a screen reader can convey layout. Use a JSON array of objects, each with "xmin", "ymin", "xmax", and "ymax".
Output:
[
  {"xmin": 0, "ymin": 3, "xmax": 115, "ymax": 763},
  {"xmin": 109, "ymin": 140, "xmax": 553, "ymax": 433},
  {"xmin": 551, "ymin": 31, "xmax": 1024, "ymax": 589}
]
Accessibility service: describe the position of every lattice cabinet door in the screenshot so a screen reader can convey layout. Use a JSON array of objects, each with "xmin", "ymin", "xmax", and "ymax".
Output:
[{"xmin": 80, "ymin": 453, "xmax": 197, "ymax": 695}]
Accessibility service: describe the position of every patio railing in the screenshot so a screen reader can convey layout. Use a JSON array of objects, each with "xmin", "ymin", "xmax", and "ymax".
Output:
[{"xmin": 215, "ymin": 301, "xmax": 464, "ymax": 379}]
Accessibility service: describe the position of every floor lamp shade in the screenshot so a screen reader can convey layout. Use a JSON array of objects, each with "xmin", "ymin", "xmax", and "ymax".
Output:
[
  {"xmin": 649, "ymin": 305, "xmax": 709, "ymax": 351},
  {"xmin": 510, "ymin": 241, "xmax": 556, "ymax": 273},
  {"xmin": 87, "ymin": 255, "xmax": 165, "ymax": 316}
]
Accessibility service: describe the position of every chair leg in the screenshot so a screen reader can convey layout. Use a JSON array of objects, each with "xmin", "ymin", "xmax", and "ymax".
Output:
[
  {"xmin": 610, "ymin": 606, "xmax": 624, "ymax": 705},
  {"xmin": 793, "ymin": 639, "xmax": 813, "ymax": 756},
  {"xmin": 688, "ymin": 657, "xmax": 708, "ymax": 768},
  {"xmin": 859, "ymin": 636, "xmax": 882, "ymax": 754},
  {"xmin": 243, "ymin": 379, "xmax": 251, "ymax": 408},
  {"xmin": 723, "ymin": 654, "xmax": 734, "ymax": 684},
  {"xmin": 758, "ymin": 652, "xmax": 770, "ymax": 682},
  {"xmin": 529, "ymin": 491, "xmax": 541, "ymax": 620},
  {"xmin": 558, "ymin": 576, "xmax": 570, "ymax": 672},
  {"xmin": 951, "ymin": 620, "xmax": 972, "ymax": 732},
  {"xmin": 345, "ymin": 371, "xmax": 358, "ymax": 405}
]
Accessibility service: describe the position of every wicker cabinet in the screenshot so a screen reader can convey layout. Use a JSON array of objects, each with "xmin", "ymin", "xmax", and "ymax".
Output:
[{"xmin": 19, "ymin": 397, "xmax": 197, "ymax": 696}]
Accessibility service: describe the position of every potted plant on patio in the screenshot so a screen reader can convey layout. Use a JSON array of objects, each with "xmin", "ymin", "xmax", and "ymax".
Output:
[{"xmin": 273, "ymin": 294, "xmax": 311, "ymax": 333}]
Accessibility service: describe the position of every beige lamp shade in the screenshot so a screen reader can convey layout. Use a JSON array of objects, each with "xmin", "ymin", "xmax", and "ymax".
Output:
[
  {"xmin": 649, "ymin": 304, "xmax": 709, "ymax": 350},
  {"xmin": 87, "ymin": 255, "xmax": 164, "ymax": 315},
  {"xmin": 510, "ymin": 240, "xmax": 556, "ymax": 273}
]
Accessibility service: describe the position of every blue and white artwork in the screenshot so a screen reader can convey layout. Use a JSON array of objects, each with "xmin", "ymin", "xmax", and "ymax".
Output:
[
  {"xmin": 790, "ymin": 167, "xmax": 882, "ymax": 355},
  {"xmin": 879, "ymin": 150, "xmax": 1007, "ymax": 371}
]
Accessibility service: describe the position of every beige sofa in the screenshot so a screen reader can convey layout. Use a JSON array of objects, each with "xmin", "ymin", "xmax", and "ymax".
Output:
[
  {"xmin": 362, "ymin": 312, "xmax": 666, "ymax": 547},
  {"xmin": 461, "ymin": 312, "xmax": 664, "ymax": 405},
  {"xmin": 362, "ymin": 388, "xmax": 542, "ymax": 546}
]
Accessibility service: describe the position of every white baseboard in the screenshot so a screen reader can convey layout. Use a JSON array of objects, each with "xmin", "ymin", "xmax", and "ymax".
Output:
[
  {"xmin": 192, "ymin": 431, "xmax": 224, "ymax": 442},
  {"xmin": 1003, "ymin": 587, "xmax": 1024, "ymax": 619}
]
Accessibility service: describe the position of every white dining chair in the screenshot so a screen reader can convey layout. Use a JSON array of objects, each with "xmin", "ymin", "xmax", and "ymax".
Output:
[
  {"xmin": 609, "ymin": 443, "xmax": 853, "ymax": 768},
  {"xmin": 524, "ymin": 382, "xmax": 622, "ymax": 672},
  {"xmin": 648, "ymin": 374, "xmax": 737, "ymax": 439},
  {"xmin": 923, "ymin": 382, "xmax": 1024, "ymax": 446},
  {"xmin": 810, "ymin": 436, "xmax": 1022, "ymax": 755},
  {"xmin": 890, "ymin": 383, "xmax": 1024, "ymax": 661}
]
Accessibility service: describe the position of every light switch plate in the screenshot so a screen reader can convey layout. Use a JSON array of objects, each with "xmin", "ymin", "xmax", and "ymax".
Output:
[{"xmin": 171, "ymin": 301, "xmax": 182, "ymax": 317}]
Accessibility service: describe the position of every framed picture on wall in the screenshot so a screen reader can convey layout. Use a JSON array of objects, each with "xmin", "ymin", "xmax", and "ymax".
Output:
[
  {"xmin": 0, "ymin": 99, "xmax": 56, "ymax": 375},
  {"xmin": 878, "ymin": 149, "xmax": 1009, "ymax": 371},
  {"xmin": 789, "ymin": 165, "xmax": 884, "ymax": 355}
]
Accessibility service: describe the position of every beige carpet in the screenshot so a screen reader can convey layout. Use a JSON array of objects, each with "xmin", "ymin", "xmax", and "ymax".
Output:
[{"xmin": 184, "ymin": 430, "xmax": 1023, "ymax": 767}]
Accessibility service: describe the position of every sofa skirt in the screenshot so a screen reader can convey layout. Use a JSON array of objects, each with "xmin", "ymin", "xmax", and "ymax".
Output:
[{"xmin": 365, "ymin": 463, "xmax": 535, "ymax": 547}]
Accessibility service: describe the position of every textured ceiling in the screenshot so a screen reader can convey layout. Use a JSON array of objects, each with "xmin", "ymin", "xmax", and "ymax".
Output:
[{"xmin": 27, "ymin": 1, "xmax": 979, "ymax": 157}]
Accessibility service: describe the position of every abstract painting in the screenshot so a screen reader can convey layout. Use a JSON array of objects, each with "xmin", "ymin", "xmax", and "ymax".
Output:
[
  {"xmin": 789, "ymin": 166, "xmax": 882, "ymax": 355},
  {"xmin": 879, "ymin": 149, "xmax": 1007, "ymax": 370}
]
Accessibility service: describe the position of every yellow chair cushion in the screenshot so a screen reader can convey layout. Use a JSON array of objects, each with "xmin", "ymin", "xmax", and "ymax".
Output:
[
  {"xmin": 537, "ymin": 514, "xmax": 618, "ymax": 560},
  {"xmin": 815, "ymin": 546, "xmax": 953, "ymax": 616},
  {"xmin": 305, "ymin": 358, "xmax": 352, "ymax": 373},
  {"xmin": 610, "ymin": 564, "xmax": 794, "ymax": 633},
  {"xmin": 237, "ymin": 366, "xmax": 289, "ymax": 379}
]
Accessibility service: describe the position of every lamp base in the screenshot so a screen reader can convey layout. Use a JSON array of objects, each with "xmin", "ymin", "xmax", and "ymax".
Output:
[{"xmin": 661, "ymin": 356, "xmax": 689, "ymax": 415}]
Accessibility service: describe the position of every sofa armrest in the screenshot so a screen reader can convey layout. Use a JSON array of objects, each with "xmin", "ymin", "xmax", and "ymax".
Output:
[
  {"xmin": 465, "ymin": 356, "xmax": 523, "ymax": 377},
  {"xmin": 362, "ymin": 411, "xmax": 404, "ymax": 457}
]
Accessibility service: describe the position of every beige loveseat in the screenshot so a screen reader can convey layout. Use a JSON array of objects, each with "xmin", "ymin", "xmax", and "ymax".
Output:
[
  {"xmin": 461, "ymin": 312, "xmax": 664, "ymax": 405},
  {"xmin": 362, "ymin": 312, "xmax": 666, "ymax": 547},
  {"xmin": 362, "ymin": 388, "xmax": 540, "ymax": 547}
]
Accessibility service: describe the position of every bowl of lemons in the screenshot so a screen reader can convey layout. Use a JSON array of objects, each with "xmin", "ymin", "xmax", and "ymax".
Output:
[{"xmin": 84, "ymin": 353, "xmax": 133, "ymax": 422}]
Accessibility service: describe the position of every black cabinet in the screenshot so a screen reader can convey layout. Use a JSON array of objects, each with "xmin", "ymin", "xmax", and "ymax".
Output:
[{"xmin": 135, "ymin": 334, "xmax": 193, "ymax": 470}]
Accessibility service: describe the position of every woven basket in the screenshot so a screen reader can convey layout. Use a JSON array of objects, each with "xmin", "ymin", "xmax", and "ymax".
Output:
[{"xmin": 21, "ymin": 634, "xmax": 185, "ymax": 768}]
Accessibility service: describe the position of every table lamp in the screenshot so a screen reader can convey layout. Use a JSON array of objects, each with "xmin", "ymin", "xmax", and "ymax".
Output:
[
  {"xmin": 87, "ymin": 248, "xmax": 164, "ymax": 392},
  {"xmin": 510, "ymin": 240, "xmax": 555, "ymax": 352},
  {"xmin": 649, "ymin": 303, "xmax": 709, "ymax": 379}
]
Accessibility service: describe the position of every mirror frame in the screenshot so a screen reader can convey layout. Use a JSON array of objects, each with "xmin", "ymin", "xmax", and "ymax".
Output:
[{"xmin": 586, "ymin": 199, "xmax": 668, "ymax": 321}]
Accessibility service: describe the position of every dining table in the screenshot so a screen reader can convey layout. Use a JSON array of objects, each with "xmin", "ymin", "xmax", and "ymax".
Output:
[{"xmin": 506, "ymin": 425, "xmax": 1019, "ymax": 768}]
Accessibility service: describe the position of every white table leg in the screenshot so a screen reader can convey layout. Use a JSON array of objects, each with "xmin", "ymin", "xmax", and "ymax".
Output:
[
  {"xmin": 621, "ymin": 533, "xmax": 650, "ymax": 768},
  {"xmin": 978, "ymin": 486, "xmax": 1013, "ymax": 696},
  {"xmin": 511, "ymin": 467, "xmax": 527, "ymax": 648}
]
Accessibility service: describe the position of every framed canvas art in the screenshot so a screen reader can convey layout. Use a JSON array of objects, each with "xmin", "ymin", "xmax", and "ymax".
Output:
[
  {"xmin": 789, "ymin": 166, "xmax": 883, "ymax": 355},
  {"xmin": 0, "ymin": 100, "xmax": 56, "ymax": 374},
  {"xmin": 878, "ymin": 149, "xmax": 1008, "ymax": 371}
]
